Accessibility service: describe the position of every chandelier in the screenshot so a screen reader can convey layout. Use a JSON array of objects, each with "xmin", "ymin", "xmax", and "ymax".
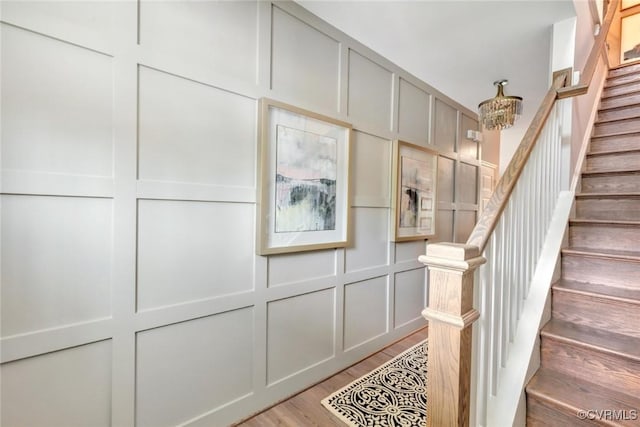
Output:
[{"xmin": 478, "ymin": 80, "xmax": 523, "ymax": 130}]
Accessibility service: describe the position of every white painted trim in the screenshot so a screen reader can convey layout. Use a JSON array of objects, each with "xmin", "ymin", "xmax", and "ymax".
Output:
[{"xmin": 1, "ymin": 170, "xmax": 114, "ymax": 198}]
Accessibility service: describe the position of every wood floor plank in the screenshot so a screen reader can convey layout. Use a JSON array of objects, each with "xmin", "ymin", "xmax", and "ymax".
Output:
[{"xmin": 381, "ymin": 329, "xmax": 428, "ymax": 357}]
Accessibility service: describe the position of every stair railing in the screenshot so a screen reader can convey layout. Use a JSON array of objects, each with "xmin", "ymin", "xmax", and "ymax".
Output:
[{"xmin": 420, "ymin": 1, "xmax": 619, "ymax": 425}]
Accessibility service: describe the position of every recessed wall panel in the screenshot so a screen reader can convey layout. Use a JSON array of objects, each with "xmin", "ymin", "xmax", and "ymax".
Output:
[
  {"xmin": 137, "ymin": 200, "xmax": 254, "ymax": 310},
  {"xmin": 272, "ymin": 6, "xmax": 339, "ymax": 112},
  {"xmin": 347, "ymin": 50, "xmax": 392, "ymax": 128},
  {"xmin": 1, "ymin": 340, "xmax": 112, "ymax": 427},
  {"xmin": 457, "ymin": 162, "xmax": 479, "ymax": 204},
  {"xmin": 394, "ymin": 268, "xmax": 426, "ymax": 327},
  {"xmin": 455, "ymin": 211, "xmax": 477, "ymax": 243},
  {"xmin": 438, "ymin": 156, "xmax": 455, "ymax": 204},
  {"xmin": 344, "ymin": 276, "xmax": 388, "ymax": 349},
  {"xmin": 482, "ymin": 128, "xmax": 501, "ymax": 165},
  {"xmin": 267, "ymin": 289, "xmax": 335, "ymax": 384},
  {"xmin": 138, "ymin": 67, "xmax": 256, "ymax": 187},
  {"xmin": 352, "ymin": 131, "xmax": 391, "ymax": 206},
  {"xmin": 139, "ymin": 0, "xmax": 257, "ymax": 84},
  {"xmin": 268, "ymin": 250, "xmax": 336, "ymax": 287},
  {"xmin": 345, "ymin": 208, "xmax": 389, "ymax": 272},
  {"xmin": 1, "ymin": 24, "xmax": 113, "ymax": 177},
  {"xmin": 398, "ymin": 78, "xmax": 430, "ymax": 144},
  {"xmin": 395, "ymin": 240, "xmax": 427, "ymax": 263},
  {"xmin": 1, "ymin": 1, "xmax": 114, "ymax": 52},
  {"xmin": 1, "ymin": 195, "xmax": 112, "ymax": 337},
  {"xmin": 435, "ymin": 210, "xmax": 454, "ymax": 243},
  {"xmin": 459, "ymin": 114, "xmax": 479, "ymax": 159},
  {"xmin": 136, "ymin": 308, "xmax": 253, "ymax": 427},
  {"xmin": 433, "ymin": 99, "xmax": 457, "ymax": 153}
]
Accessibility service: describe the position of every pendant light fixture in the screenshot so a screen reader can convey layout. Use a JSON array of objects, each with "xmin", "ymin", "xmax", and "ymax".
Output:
[{"xmin": 478, "ymin": 80, "xmax": 523, "ymax": 130}]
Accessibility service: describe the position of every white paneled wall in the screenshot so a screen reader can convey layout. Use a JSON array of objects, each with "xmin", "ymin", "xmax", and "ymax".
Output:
[
  {"xmin": 347, "ymin": 49, "xmax": 394, "ymax": 130},
  {"xmin": 136, "ymin": 308, "xmax": 254, "ymax": 427},
  {"xmin": 136, "ymin": 200, "xmax": 255, "ymax": 310},
  {"xmin": 271, "ymin": 5, "xmax": 340, "ymax": 112},
  {"xmin": 2, "ymin": 340, "xmax": 113, "ymax": 427},
  {"xmin": 343, "ymin": 276, "xmax": 388, "ymax": 350},
  {"xmin": 2, "ymin": 195, "xmax": 112, "ymax": 336},
  {"xmin": 267, "ymin": 288, "xmax": 336, "ymax": 385},
  {"xmin": 0, "ymin": 1, "xmax": 483, "ymax": 426},
  {"xmin": 398, "ymin": 78, "xmax": 431, "ymax": 145}
]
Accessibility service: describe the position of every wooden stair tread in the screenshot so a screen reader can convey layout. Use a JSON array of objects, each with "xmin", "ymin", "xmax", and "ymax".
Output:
[
  {"xmin": 590, "ymin": 130, "xmax": 640, "ymax": 140},
  {"xmin": 595, "ymin": 117, "xmax": 640, "ymax": 126},
  {"xmin": 592, "ymin": 113, "xmax": 640, "ymax": 136},
  {"xmin": 611, "ymin": 60, "xmax": 640, "ymax": 68},
  {"xmin": 605, "ymin": 73, "xmax": 640, "ymax": 89},
  {"xmin": 587, "ymin": 147, "xmax": 640, "ymax": 156},
  {"xmin": 609, "ymin": 60, "xmax": 640, "ymax": 74},
  {"xmin": 600, "ymin": 89, "xmax": 640, "ymax": 102},
  {"xmin": 527, "ymin": 368, "xmax": 640, "ymax": 425},
  {"xmin": 597, "ymin": 104, "xmax": 640, "ymax": 114},
  {"xmin": 542, "ymin": 319, "xmax": 640, "ymax": 362},
  {"xmin": 591, "ymin": 127, "xmax": 640, "ymax": 138},
  {"xmin": 569, "ymin": 219, "xmax": 640, "ymax": 227},
  {"xmin": 602, "ymin": 87, "xmax": 640, "ymax": 101},
  {"xmin": 575, "ymin": 192, "xmax": 640, "ymax": 199},
  {"xmin": 608, "ymin": 63, "xmax": 640, "ymax": 72},
  {"xmin": 600, "ymin": 94, "xmax": 640, "ymax": 111},
  {"xmin": 597, "ymin": 109, "xmax": 640, "ymax": 123},
  {"xmin": 581, "ymin": 169, "xmax": 640, "ymax": 176},
  {"xmin": 603, "ymin": 79, "xmax": 640, "ymax": 91},
  {"xmin": 554, "ymin": 279, "xmax": 640, "ymax": 305},
  {"xmin": 563, "ymin": 247, "xmax": 640, "ymax": 261}
]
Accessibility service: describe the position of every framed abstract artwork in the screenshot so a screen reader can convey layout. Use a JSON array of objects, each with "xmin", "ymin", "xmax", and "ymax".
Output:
[
  {"xmin": 391, "ymin": 140, "xmax": 438, "ymax": 241},
  {"xmin": 256, "ymin": 98, "xmax": 352, "ymax": 255}
]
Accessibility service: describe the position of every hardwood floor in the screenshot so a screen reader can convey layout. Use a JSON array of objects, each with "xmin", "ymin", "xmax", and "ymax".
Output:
[{"xmin": 235, "ymin": 326, "xmax": 429, "ymax": 427}]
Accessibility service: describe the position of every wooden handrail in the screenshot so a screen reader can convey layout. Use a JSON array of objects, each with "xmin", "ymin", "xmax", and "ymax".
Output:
[
  {"xmin": 466, "ymin": 0, "xmax": 619, "ymax": 251},
  {"xmin": 558, "ymin": 0, "xmax": 620, "ymax": 98}
]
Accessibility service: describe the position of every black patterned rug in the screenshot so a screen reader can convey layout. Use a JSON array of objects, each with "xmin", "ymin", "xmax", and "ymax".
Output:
[{"xmin": 321, "ymin": 340, "xmax": 427, "ymax": 426}]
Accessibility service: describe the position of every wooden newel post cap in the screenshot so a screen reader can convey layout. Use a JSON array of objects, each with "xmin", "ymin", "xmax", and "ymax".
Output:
[{"xmin": 418, "ymin": 242, "xmax": 486, "ymax": 273}]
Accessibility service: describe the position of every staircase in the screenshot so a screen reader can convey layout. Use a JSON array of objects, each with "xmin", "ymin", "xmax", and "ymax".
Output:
[{"xmin": 526, "ymin": 62, "xmax": 640, "ymax": 425}]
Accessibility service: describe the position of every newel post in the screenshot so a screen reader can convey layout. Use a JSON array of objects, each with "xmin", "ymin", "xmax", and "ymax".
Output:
[{"xmin": 419, "ymin": 243, "xmax": 486, "ymax": 427}]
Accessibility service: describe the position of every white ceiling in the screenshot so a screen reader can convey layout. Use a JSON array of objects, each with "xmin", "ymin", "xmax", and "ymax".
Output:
[{"xmin": 297, "ymin": 0, "xmax": 577, "ymax": 142}]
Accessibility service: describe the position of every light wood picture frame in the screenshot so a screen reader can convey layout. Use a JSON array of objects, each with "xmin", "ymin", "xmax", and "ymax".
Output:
[
  {"xmin": 391, "ymin": 140, "xmax": 438, "ymax": 241},
  {"xmin": 256, "ymin": 98, "xmax": 352, "ymax": 255}
]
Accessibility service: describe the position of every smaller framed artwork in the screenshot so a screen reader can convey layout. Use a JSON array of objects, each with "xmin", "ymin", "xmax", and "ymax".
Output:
[
  {"xmin": 391, "ymin": 140, "xmax": 438, "ymax": 241},
  {"xmin": 256, "ymin": 98, "xmax": 352, "ymax": 255}
]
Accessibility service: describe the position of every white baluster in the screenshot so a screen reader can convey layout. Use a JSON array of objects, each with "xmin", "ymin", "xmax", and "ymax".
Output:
[{"xmin": 490, "ymin": 232, "xmax": 499, "ymax": 396}]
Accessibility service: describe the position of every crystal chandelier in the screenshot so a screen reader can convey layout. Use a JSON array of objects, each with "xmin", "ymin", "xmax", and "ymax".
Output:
[{"xmin": 478, "ymin": 80, "xmax": 523, "ymax": 130}]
